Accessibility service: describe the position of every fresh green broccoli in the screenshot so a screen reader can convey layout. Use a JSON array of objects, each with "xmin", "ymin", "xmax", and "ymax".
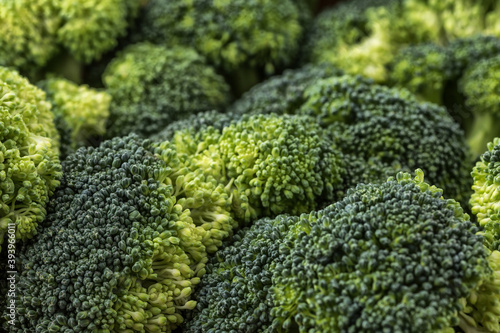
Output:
[
  {"xmin": 134, "ymin": 0, "xmax": 307, "ymax": 92},
  {"xmin": 301, "ymin": 0, "xmax": 401, "ymax": 82},
  {"xmin": 448, "ymin": 35, "xmax": 500, "ymax": 78},
  {"xmin": 174, "ymin": 114, "xmax": 346, "ymax": 223},
  {"xmin": 388, "ymin": 43, "xmax": 455, "ymax": 104},
  {"xmin": 184, "ymin": 214, "xmax": 303, "ymax": 333},
  {"xmin": 459, "ymin": 55, "xmax": 500, "ymax": 157},
  {"xmin": 272, "ymin": 170, "xmax": 500, "ymax": 333},
  {"xmin": 0, "ymin": 0, "xmax": 60, "ymax": 76},
  {"xmin": 0, "ymin": 67, "xmax": 61, "ymax": 249},
  {"xmin": 38, "ymin": 78, "xmax": 111, "ymax": 159},
  {"xmin": 299, "ymin": 75, "xmax": 473, "ymax": 208},
  {"xmin": 103, "ymin": 43, "xmax": 231, "ymax": 138},
  {"xmin": 10, "ymin": 134, "xmax": 228, "ymax": 332}
]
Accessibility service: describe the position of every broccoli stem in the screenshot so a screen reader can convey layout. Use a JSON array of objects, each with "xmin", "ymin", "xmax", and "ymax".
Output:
[{"xmin": 467, "ymin": 112, "xmax": 500, "ymax": 158}]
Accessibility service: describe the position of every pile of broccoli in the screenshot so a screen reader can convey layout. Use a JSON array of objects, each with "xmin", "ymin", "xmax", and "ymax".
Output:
[{"xmin": 2, "ymin": 0, "xmax": 500, "ymax": 332}]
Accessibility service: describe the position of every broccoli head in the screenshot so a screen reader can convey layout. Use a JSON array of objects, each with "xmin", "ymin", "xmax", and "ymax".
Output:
[
  {"xmin": 459, "ymin": 55, "xmax": 500, "ymax": 157},
  {"xmin": 11, "ymin": 135, "xmax": 229, "ymax": 332},
  {"xmin": 38, "ymin": 77, "xmax": 111, "ymax": 159},
  {"xmin": 135, "ymin": 0, "xmax": 306, "ymax": 77},
  {"xmin": 388, "ymin": 43, "xmax": 455, "ymax": 104},
  {"xmin": 272, "ymin": 170, "xmax": 499, "ymax": 333},
  {"xmin": 0, "ymin": 67, "xmax": 61, "ymax": 249},
  {"xmin": 103, "ymin": 43, "xmax": 231, "ymax": 138},
  {"xmin": 299, "ymin": 75, "xmax": 473, "ymax": 208}
]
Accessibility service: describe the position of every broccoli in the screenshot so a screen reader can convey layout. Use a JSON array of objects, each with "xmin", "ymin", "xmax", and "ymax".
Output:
[
  {"xmin": 0, "ymin": 67, "xmax": 61, "ymax": 250},
  {"xmin": 184, "ymin": 214, "xmax": 303, "ymax": 333},
  {"xmin": 301, "ymin": 0, "xmax": 401, "ymax": 82},
  {"xmin": 272, "ymin": 170, "xmax": 500, "ymax": 333},
  {"xmin": 299, "ymin": 75, "xmax": 473, "ymax": 209},
  {"xmin": 173, "ymin": 114, "xmax": 346, "ymax": 222},
  {"xmin": 388, "ymin": 43, "xmax": 455, "ymax": 104},
  {"xmin": 134, "ymin": 0, "xmax": 307, "ymax": 93},
  {"xmin": 457, "ymin": 55, "xmax": 500, "ymax": 157},
  {"xmin": 10, "ymin": 135, "xmax": 224, "ymax": 332},
  {"xmin": 38, "ymin": 78, "xmax": 111, "ymax": 159},
  {"xmin": 448, "ymin": 35, "xmax": 500, "ymax": 78},
  {"xmin": 103, "ymin": 43, "xmax": 231, "ymax": 138}
]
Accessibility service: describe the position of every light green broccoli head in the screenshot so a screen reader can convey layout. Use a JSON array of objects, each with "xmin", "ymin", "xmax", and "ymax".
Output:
[
  {"xmin": 55, "ymin": 0, "xmax": 139, "ymax": 63},
  {"xmin": 0, "ymin": 0, "xmax": 60, "ymax": 74},
  {"xmin": 0, "ymin": 67, "xmax": 61, "ymax": 247},
  {"xmin": 39, "ymin": 78, "xmax": 111, "ymax": 158},
  {"xmin": 136, "ymin": 0, "xmax": 305, "ymax": 74},
  {"xmin": 388, "ymin": 43, "xmax": 454, "ymax": 104},
  {"xmin": 459, "ymin": 55, "xmax": 500, "ymax": 157},
  {"xmin": 272, "ymin": 170, "xmax": 495, "ymax": 333},
  {"xmin": 103, "ymin": 43, "xmax": 231, "ymax": 138}
]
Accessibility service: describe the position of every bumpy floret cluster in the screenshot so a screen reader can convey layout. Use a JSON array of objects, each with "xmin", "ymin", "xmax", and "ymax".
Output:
[
  {"xmin": 0, "ymin": 67, "xmax": 61, "ymax": 248},
  {"xmin": 39, "ymin": 77, "xmax": 111, "ymax": 158},
  {"xmin": 103, "ymin": 43, "xmax": 231, "ymax": 138}
]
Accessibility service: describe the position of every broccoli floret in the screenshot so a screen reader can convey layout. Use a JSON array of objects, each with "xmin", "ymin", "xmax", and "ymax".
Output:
[
  {"xmin": 38, "ymin": 78, "xmax": 111, "ymax": 159},
  {"xmin": 388, "ymin": 43, "xmax": 455, "ymax": 104},
  {"xmin": 458, "ymin": 55, "xmax": 500, "ymax": 157},
  {"xmin": 184, "ymin": 214, "xmax": 303, "ymax": 333},
  {"xmin": 0, "ymin": 67, "xmax": 61, "ymax": 249},
  {"xmin": 134, "ymin": 0, "xmax": 307, "ymax": 92},
  {"xmin": 272, "ymin": 170, "xmax": 499, "ymax": 333},
  {"xmin": 103, "ymin": 43, "xmax": 231, "ymax": 138},
  {"xmin": 448, "ymin": 35, "xmax": 500, "ymax": 78},
  {"xmin": 10, "ymin": 135, "xmax": 223, "ymax": 332},
  {"xmin": 0, "ymin": 0, "xmax": 60, "ymax": 75},
  {"xmin": 300, "ymin": 75, "xmax": 473, "ymax": 208},
  {"xmin": 229, "ymin": 63, "xmax": 343, "ymax": 118},
  {"xmin": 301, "ymin": 0, "xmax": 401, "ymax": 82}
]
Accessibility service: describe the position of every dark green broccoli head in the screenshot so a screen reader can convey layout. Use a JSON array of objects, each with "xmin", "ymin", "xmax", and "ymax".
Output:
[
  {"xmin": 448, "ymin": 35, "xmax": 500, "ymax": 78},
  {"xmin": 301, "ymin": 0, "xmax": 401, "ymax": 82},
  {"xmin": 229, "ymin": 64, "xmax": 343, "ymax": 118},
  {"xmin": 12, "ymin": 134, "xmax": 238, "ymax": 332},
  {"xmin": 38, "ymin": 78, "xmax": 111, "ymax": 159},
  {"xmin": 300, "ymin": 75, "xmax": 473, "ymax": 208},
  {"xmin": 0, "ymin": 67, "xmax": 61, "ymax": 249},
  {"xmin": 388, "ymin": 43, "xmax": 455, "ymax": 104},
  {"xmin": 272, "ymin": 170, "xmax": 493, "ymax": 332},
  {"xmin": 135, "ymin": 0, "xmax": 306, "ymax": 75},
  {"xmin": 103, "ymin": 43, "xmax": 231, "ymax": 138},
  {"xmin": 459, "ymin": 55, "xmax": 500, "ymax": 157},
  {"xmin": 184, "ymin": 214, "xmax": 301, "ymax": 333}
]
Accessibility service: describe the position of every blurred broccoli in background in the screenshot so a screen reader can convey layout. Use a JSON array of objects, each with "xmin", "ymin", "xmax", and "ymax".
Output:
[
  {"xmin": 103, "ymin": 43, "xmax": 231, "ymax": 138},
  {"xmin": 0, "ymin": 67, "xmax": 61, "ymax": 250},
  {"xmin": 38, "ymin": 78, "xmax": 111, "ymax": 158}
]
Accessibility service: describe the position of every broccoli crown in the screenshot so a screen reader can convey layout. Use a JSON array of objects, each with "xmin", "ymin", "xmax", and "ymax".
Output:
[
  {"xmin": 448, "ymin": 35, "xmax": 500, "ymax": 78},
  {"xmin": 184, "ymin": 214, "xmax": 302, "ymax": 333},
  {"xmin": 103, "ymin": 43, "xmax": 231, "ymax": 138},
  {"xmin": 300, "ymin": 75, "xmax": 473, "ymax": 208},
  {"xmin": 0, "ymin": 67, "xmax": 61, "ymax": 248},
  {"xmin": 135, "ymin": 0, "xmax": 305, "ymax": 74},
  {"xmin": 272, "ymin": 170, "xmax": 490, "ymax": 332},
  {"xmin": 38, "ymin": 78, "xmax": 111, "ymax": 158},
  {"xmin": 13, "ymin": 135, "xmax": 218, "ymax": 332},
  {"xmin": 229, "ymin": 64, "xmax": 343, "ymax": 118},
  {"xmin": 459, "ymin": 55, "xmax": 500, "ymax": 156},
  {"xmin": 0, "ymin": 0, "xmax": 60, "ymax": 73},
  {"xmin": 55, "ymin": 0, "xmax": 139, "ymax": 64},
  {"xmin": 301, "ymin": 0, "xmax": 400, "ymax": 82},
  {"xmin": 388, "ymin": 43, "xmax": 455, "ymax": 104}
]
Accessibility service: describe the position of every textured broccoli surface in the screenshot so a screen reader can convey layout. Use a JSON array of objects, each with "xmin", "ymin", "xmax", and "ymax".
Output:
[
  {"xmin": 38, "ymin": 78, "xmax": 111, "ymax": 159},
  {"xmin": 184, "ymin": 214, "xmax": 302, "ymax": 333},
  {"xmin": 135, "ymin": 0, "xmax": 306, "ymax": 77},
  {"xmin": 272, "ymin": 170, "xmax": 498, "ymax": 333},
  {"xmin": 300, "ymin": 75, "xmax": 473, "ymax": 209},
  {"xmin": 388, "ymin": 43, "xmax": 455, "ymax": 104},
  {"xmin": 0, "ymin": 67, "xmax": 61, "ymax": 249},
  {"xmin": 11, "ymin": 135, "xmax": 222, "ymax": 332},
  {"xmin": 103, "ymin": 43, "xmax": 231, "ymax": 138},
  {"xmin": 459, "ymin": 55, "xmax": 500, "ymax": 157}
]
